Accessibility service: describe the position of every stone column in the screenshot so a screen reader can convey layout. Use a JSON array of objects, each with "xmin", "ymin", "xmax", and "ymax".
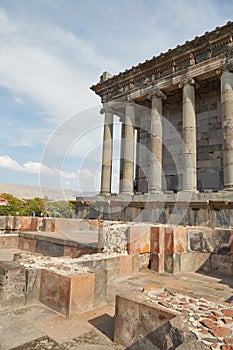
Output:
[
  {"xmin": 120, "ymin": 102, "xmax": 135, "ymax": 195},
  {"xmin": 100, "ymin": 106, "xmax": 113, "ymax": 195},
  {"xmin": 182, "ymin": 80, "xmax": 197, "ymax": 191},
  {"xmin": 221, "ymin": 65, "xmax": 233, "ymax": 189},
  {"xmin": 149, "ymin": 90, "xmax": 165, "ymax": 193},
  {"xmin": 119, "ymin": 122, "xmax": 125, "ymax": 193}
]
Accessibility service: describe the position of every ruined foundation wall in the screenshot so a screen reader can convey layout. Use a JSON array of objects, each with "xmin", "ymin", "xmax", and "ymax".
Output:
[{"xmin": 99, "ymin": 222, "xmax": 233, "ymax": 276}]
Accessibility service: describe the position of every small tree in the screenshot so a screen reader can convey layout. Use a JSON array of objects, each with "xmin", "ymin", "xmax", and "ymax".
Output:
[
  {"xmin": 0, "ymin": 193, "xmax": 24, "ymax": 216},
  {"xmin": 23, "ymin": 197, "xmax": 46, "ymax": 217},
  {"xmin": 45, "ymin": 200, "xmax": 75, "ymax": 218}
]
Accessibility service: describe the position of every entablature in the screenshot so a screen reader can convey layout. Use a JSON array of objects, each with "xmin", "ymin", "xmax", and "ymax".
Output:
[{"xmin": 91, "ymin": 21, "xmax": 233, "ymax": 104}]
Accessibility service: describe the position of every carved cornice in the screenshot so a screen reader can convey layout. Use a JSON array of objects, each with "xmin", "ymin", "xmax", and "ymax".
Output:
[{"xmin": 91, "ymin": 22, "xmax": 233, "ymax": 103}]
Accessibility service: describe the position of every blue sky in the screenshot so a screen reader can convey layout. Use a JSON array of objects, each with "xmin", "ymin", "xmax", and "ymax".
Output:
[{"xmin": 0, "ymin": 0, "xmax": 232, "ymax": 195}]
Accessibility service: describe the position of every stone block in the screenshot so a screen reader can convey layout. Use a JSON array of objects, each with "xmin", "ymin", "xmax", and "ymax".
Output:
[
  {"xmin": 13, "ymin": 216, "xmax": 23, "ymax": 230},
  {"xmin": 25, "ymin": 268, "xmax": 41, "ymax": 304},
  {"xmin": 193, "ymin": 252, "xmax": 211, "ymax": 272},
  {"xmin": 52, "ymin": 218, "xmax": 80, "ymax": 233},
  {"xmin": 150, "ymin": 226, "xmax": 165, "ymax": 253},
  {"xmin": 114, "ymin": 292, "xmax": 176, "ymax": 348},
  {"xmin": 0, "ymin": 234, "xmax": 19, "ymax": 248},
  {"xmin": 165, "ymin": 227, "xmax": 174, "ymax": 254},
  {"xmin": 174, "ymin": 226, "xmax": 187, "ymax": 253},
  {"xmin": 88, "ymin": 219, "xmax": 100, "ymax": 231},
  {"xmin": 210, "ymin": 254, "xmax": 233, "ymax": 276},
  {"xmin": 39, "ymin": 269, "xmax": 95, "ymax": 317},
  {"xmin": 127, "ymin": 226, "xmax": 151, "ymax": 254},
  {"xmin": 188, "ymin": 228, "xmax": 232, "ymax": 255},
  {"xmin": 180, "ymin": 253, "xmax": 194, "ymax": 272},
  {"xmin": 30, "ymin": 217, "xmax": 40, "ymax": 231},
  {"xmin": 105, "ymin": 257, "xmax": 120, "ymax": 282},
  {"xmin": 119, "ymin": 255, "xmax": 137, "ymax": 278},
  {"xmin": 91, "ymin": 268, "xmax": 107, "ymax": 307},
  {"xmin": 6, "ymin": 216, "xmax": 14, "ymax": 230},
  {"xmin": 188, "ymin": 230, "xmax": 203, "ymax": 252},
  {"xmin": 114, "ymin": 294, "xmax": 140, "ymax": 347},
  {"xmin": 21, "ymin": 217, "xmax": 32, "ymax": 231},
  {"xmin": 231, "ymin": 235, "xmax": 233, "ymax": 257},
  {"xmin": 69, "ymin": 272, "xmax": 95, "ymax": 316},
  {"xmin": 132, "ymin": 254, "xmax": 140, "ymax": 273},
  {"xmin": 164, "ymin": 253, "xmax": 181, "ymax": 274},
  {"xmin": 18, "ymin": 236, "xmax": 36, "ymax": 252},
  {"xmin": 41, "ymin": 218, "xmax": 55, "ymax": 232},
  {"xmin": 150, "ymin": 253, "xmax": 163, "ymax": 273},
  {"xmin": 0, "ymin": 261, "xmax": 26, "ymax": 309},
  {"xmin": 150, "ymin": 226, "xmax": 165, "ymax": 273},
  {"xmin": 165, "ymin": 226, "xmax": 187, "ymax": 254},
  {"xmin": 36, "ymin": 239, "xmax": 64, "ymax": 257},
  {"xmin": 79, "ymin": 219, "xmax": 90, "ymax": 231},
  {"xmin": 139, "ymin": 303, "xmax": 177, "ymax": 349},
  {"xmin": 63, "ymin": 246, "xmax": 80, "ymax": 258},
  {"xmin": 0, "ymin": 216, "xmax": 6, "ymax": 230}
]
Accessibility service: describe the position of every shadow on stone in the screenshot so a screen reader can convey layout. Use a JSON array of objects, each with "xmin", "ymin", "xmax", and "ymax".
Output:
[
  {"xmin": 89, "ymin": 313, "xmax": 115, "ymax": 341},
  {"xmin": 10, "ymin": 336, "xmax": 65, "ymax": 350}
]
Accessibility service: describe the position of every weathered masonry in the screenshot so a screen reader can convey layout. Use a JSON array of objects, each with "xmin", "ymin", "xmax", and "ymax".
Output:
[{"xmin": 73, "ymin": 22, "xmax": 233, "ymax": 223}]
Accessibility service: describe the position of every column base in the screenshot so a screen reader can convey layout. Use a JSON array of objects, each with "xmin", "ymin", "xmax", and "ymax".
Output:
[
  {"xmin": 222, "ymin": 186, "xmax": 233, "ymax": 191},
  {"xmin": 120, "ymin": 192, "xmax": 134, "ymax": 196},
  {"xmin": 182, "ymin": 189, "xmax": 198, "ymax": 193},
  {"xmin": 99, "ymin": 192, "xmax": 112, "ymax": 196},
  {"xmin": 149, "ymin": 190, "xmax": 163, "ymax": 194}
]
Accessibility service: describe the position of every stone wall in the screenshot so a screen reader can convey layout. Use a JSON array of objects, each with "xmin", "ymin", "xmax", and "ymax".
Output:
[
  {"xmin": 0, "ymin": 216, "xmax": 101, "ymax": 234},
  {"xmin": 18, "ymin": 232, "xmax": 98, "ymax": 257},
  {"xmin": 0, "ymin": 216, "xmax": 43, "ymax": 234},
  {"xmin": 196, "ymin": 79, "xmax": 223, "ymax": 191},
  {"xmin": 0, "ymin": 252, "xmax": 139, "ymax": 316},
  {"xmin": 78, "ymin": 197, "xmax": 233, "ymax": 228},
  {"xmin": 134, "ymin": 78, "xmax": 223, "ymax": 193},
  {"xmin": 0, "ymin": 262, "xmax": 41, "ymax": 309},
  {"xmin": 99, "ymin": 222, "xmax": 233, "ymax": 276}
]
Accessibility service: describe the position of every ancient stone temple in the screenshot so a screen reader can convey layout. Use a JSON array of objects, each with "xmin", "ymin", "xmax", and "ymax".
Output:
[{"xmin": 73, "ymin": 21, "xmax": 233, "ymax": 225}]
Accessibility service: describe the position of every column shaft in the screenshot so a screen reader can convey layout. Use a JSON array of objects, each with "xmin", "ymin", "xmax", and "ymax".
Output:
[
  {"xmin": 182, "ymin": 82, "xmax": 197, "ymax": 191},
  {"xmin": 149, "ymin": 94, "xmax": 163, "ymax": 193},
  {"xmin": 119, "ymin": 122, "xmax": 125, "ymax": 193},
  {"xmin": 221, "ymin": 69, "xmax": 233, "ymax": 189},
  {"xmin": 120, "ymin": 103, "xmax": 135, "ymax": 195},
  {"xmin": 100, "ymin": 110, "xmax": 113, "ymax": 195}
]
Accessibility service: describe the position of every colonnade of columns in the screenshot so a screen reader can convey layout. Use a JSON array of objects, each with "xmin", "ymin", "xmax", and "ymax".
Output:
[{"xmin": 100, "ymin": 67, "xmax": 233, "ymax": 195}]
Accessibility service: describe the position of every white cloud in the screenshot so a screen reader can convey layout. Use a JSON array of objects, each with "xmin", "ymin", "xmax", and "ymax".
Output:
[
  {"xmin": 0, "ymin": 8, "xmax": 119, "ymax": 125},
  {"xmin": 0, "ymin": 155, "xmax": 22, "ymax": 171},
  {"xmin": 14, "ymin": 97, "xmax": 24, "ymax": 104},
  {"xmin": 0, "ymin": 155, "xmax": 77, "ymax": 180}
]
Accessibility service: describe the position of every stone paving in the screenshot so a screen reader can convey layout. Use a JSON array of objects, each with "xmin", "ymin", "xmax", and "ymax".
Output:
[
  {"xmin": 14, "ymin": 251, "xmax": 127, "ymax": 275},
  {"xmin": 145, "ymin": 288, "xmax": 233, "ymax": 350}
]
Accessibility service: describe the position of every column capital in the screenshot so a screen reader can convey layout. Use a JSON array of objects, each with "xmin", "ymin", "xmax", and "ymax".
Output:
[
  {"xmin": 179, "ymin": 78, "xmax": 199, "ymax": 89},
  {"xmin": 100, "ymin": 102, "xmax": 114, "ymax": 115},
  {"xmin": 216, "ymin": 61, "xmax": 233, "ymax": 80},
  {"xmin": 147, "ymin": 89, "xmax": 166, "ymax": 101},
  {"xmin": 126, "ymin": 96, "xmax": 136, "ymax": 104},
  {"xmin": 222, "ymin": 62, "xmax": 233, "ymax": 73}
]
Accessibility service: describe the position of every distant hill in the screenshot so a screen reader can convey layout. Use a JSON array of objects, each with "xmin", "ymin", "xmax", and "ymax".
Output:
[{"xmin": 0, "ymin": 182, "xmax": 79, "ymax": 201}]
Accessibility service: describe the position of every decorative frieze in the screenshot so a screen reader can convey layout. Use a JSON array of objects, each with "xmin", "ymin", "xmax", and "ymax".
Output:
[{"xmin": 91, "ymin": 22, "xmax": 233, "ymax": 103}]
